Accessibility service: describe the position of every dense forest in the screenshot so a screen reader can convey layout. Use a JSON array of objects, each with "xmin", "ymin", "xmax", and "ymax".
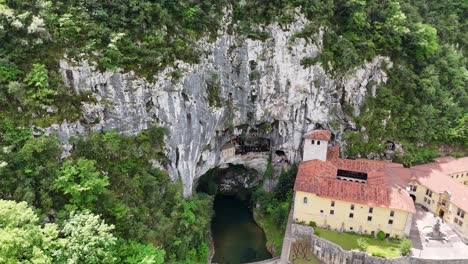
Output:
[{"xmin": 0, "ymin": 0, "xmax": 466, "ymax": 263}]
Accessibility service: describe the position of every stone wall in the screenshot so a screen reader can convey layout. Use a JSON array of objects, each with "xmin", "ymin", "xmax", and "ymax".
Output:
[{"xmin": 291, "ymin": 224, "xmax": 467, "ymax": 264}]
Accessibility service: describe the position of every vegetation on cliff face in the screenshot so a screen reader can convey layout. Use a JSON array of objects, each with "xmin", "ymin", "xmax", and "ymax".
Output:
[{"xmin": 0, "ymin": 0, "xmax": 466, "ymax": 262}]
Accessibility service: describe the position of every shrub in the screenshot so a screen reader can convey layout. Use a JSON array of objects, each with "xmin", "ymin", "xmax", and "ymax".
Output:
[
  {"xmin": 400, "ymin": 238, "xmax": 412, "ymax": 256},
  {"xmin": 314, "ymin": 230, "xmax": 320, "ymax": 236},
  {"xmin": 309, "ymin": 221, "xmax": 317, "ymax": 227},
  {"xmin": 372, "ymin": 252, "xmax": 386, "ymax": 258},
  {"xmin": 377, "ymin": 231, "xmax": 386, "ymax": 240},
  {"xmin": 356, "ymin": 238, "xmax": 369, "ymax": 252}
]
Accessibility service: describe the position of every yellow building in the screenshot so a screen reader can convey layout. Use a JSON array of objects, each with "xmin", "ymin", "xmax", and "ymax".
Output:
[
  {"xmin": 406, "ymin": 157, "xmax": 468, "ymax": 242},
  {"xmin": 293, "ymin": 130, "xmax": 415, "ymax": 238},
  {"xmin": 293, "ymin": 130, "xmax": 468, "ymax": 241}
]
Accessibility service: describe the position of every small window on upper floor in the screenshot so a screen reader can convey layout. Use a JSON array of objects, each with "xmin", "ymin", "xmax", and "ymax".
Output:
[
  {"xmin": 331, "ymin": 201, "xmax": 335, "ymax": 207},
  {"xmin": 303, "ymin": 197, "xmax": 308, "ymax": 204},
  {"xmin": 369, "ymin": 207, "xmax": 373, "ymax": 214},
  {"xmin": 311, "ymin": 140, "xmax": 315, "ymax": 144},
  {"xmin": 388, "ymin": 219, "xmax": 394, "ymax": 225},
  {"xmin": 350, "ymin": 204, "xmax": 355, "ymax": 210},
  {"xmin": 317, "ymin": 141, "xmax": 321, "ymax": 145},
  {"xmin": 367, "ymin": 216, "xmax": 372, "ymax": 222},
  {"xmin": 457, "ymin": 209, "xmax": 465, "ymax": 219},
  {"xmin": 349, "ymin": 213, "xmax": 354, "ymax": 219},
  {"xmin": 390, "ymin": 211, "xmax": 395, "ymax": 217}
]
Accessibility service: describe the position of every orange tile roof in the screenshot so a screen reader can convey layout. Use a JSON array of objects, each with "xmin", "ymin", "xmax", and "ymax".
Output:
[
  {"xmin": 294, "ymin": 159, "xmax": 415, "ymax": 213},
  {"xmin": 412, "ymin": 157, "xmax": 468, "ymax": 175},
  {"xmin": 384, "ymin": 165, "xmax": 468, "ymax": 212},
  {"xmin": 303, "ymin": 130, "xmax": 331, "ymax": 141}
]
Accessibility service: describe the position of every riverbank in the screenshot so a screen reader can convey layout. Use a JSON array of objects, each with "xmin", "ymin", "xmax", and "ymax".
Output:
[{"xmin": 253, "ymin": 208, "xmax": 285, "ymax": 257}]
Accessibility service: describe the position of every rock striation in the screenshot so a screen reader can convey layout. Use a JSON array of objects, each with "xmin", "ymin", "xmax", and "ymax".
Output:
[{"xmin": 50, "ymin": 14, "xmax": 390, "ymax": 196}]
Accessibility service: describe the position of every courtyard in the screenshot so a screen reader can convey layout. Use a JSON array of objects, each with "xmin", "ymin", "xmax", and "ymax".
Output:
[{"xmin": 409, "ymin": 205, "xmax": 468, "ymax": 259}]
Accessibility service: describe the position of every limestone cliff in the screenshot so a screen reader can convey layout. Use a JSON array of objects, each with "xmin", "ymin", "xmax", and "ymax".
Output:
[{"xmin": 48, "ymin": 15, "xmax": 390, "ymax": 196}]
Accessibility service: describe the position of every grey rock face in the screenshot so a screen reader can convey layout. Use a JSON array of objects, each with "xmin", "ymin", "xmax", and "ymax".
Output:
[{"xmin": 51, "ymin": 15, "xmax": 390, "ymax": 196}]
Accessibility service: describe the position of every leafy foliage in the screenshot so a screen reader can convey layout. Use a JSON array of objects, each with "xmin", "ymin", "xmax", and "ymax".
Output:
[
  {"xmin": 54, "ymin": 211, "xmax": 117, "ymax": 264},
  {"xmin": 357, "ymin": 237, "xmax": 369, "ymax": 251},
  {"xmin": 54, "ymin": 159, "xmax": 109, "ymax": 211},
  {"xmin": 0, "ymin": 199, "xmax": 58, "ymax": 263},
  {"xmin": 399, "ymin": 238, "xmax": 412, "ymax": 256}
]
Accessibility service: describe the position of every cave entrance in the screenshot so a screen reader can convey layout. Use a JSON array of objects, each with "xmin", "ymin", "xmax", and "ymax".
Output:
[{"xmin": 196, "ymin": 165, "xmax": 271, "ymax": 263}]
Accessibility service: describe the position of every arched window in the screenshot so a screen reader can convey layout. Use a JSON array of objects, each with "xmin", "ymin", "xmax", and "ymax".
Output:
[
  {"xmin": 317, "ymin": 141, "xmax": 321, "ymax": 145},
  {"xmin": 311, "ymin": 140, "xmax": 315, "ymax": 144},
  {"xmin": 303, "ymin": 197, "xmax": 308, "ymax": 204}
]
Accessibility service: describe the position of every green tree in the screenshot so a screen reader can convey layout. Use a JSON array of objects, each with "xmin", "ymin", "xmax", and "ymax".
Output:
[
  {"xmin": 0, "ymin": 199, "xmax": 58, "ymax": 263},
  {"xmin": 412, "ymin": 23, "xmax": 439, "ymax": 60},
  {"xmin": 115, "ymin": 239, "xmax": 165, "ymax": 264},
  {"xmin": 356, "ymin": 237, "xmax": 369, "ymax": 251},
  {"xmin": 3, "ymin": 135, "xmax": 61, "ymax": 210},
  {"xmin": 24, "ymin": 64, "xmax": 55, "ymax": 105},
  {"xmin": 54, "ymin": 211, "xmax": 117, "ymax": 264},
  {"xmin": 399, "ymin": 238, "xmax": 412, "ymax": 256},
  {"xmin": 54, "ymin": 158, "xmax": 109, "ymax": 211}
]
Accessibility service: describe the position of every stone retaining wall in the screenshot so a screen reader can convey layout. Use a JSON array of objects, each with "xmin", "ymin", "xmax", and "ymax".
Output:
[{"xmin": 291, "ymin": 224, "xmax": 467, "ymax": 264}]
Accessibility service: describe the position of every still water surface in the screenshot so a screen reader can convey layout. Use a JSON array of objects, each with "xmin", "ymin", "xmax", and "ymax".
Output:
[{"xmin": 212, "ymin": 195, "xmax": 272, "ymax": 264}]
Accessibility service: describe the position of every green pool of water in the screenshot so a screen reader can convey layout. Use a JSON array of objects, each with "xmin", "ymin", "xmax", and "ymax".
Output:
[{"xmin": 212, "ymin": 195, "xmax": 272, "ymax": 264}]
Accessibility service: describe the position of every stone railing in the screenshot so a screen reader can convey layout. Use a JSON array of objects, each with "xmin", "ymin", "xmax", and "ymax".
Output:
[{"xmin": 291, "ymin": 224, "xmax": 468, "ymax": 264}]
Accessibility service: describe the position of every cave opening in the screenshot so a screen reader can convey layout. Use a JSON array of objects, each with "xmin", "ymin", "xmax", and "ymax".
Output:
[{"xmin": 196, "ymin": 165, "xmax": 272, "ymax": 263}]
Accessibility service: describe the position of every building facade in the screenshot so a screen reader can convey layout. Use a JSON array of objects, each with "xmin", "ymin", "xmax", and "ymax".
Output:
[{"xmin": 293, "ymin": 129, "xmax": 468, "ymax": 241}]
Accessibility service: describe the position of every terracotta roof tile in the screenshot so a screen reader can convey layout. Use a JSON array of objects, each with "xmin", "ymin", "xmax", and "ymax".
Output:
[
  {"xmin": 303, "ymin": 130, "xmax": 331, "ymax": 141},
  {"xmin": 412, "ymin": 157, "xmax": 468, "ymax": 175},
  {"xmin": 294, "ymin": 158, "xmax": 415, "ymax": 213}
]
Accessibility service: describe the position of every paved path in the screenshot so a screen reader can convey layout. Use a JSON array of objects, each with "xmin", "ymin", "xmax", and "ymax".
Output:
[{"xmin": 279, "ymin": 208, "xmax": 294, "ymax": 264}]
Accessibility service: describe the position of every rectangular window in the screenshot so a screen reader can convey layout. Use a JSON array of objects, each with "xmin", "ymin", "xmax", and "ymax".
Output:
[
  {"xmin": 369, "ymin": 207, "xmax": 373, "ymax": 214},
  {"xmin": 350, "ymin": 204, "xmax": 355, "ymax": 210},
  {"xmin": 388, "ymin": 219, "xmax": 394, "ymax": 225},
  {"xmin": 330, "ymin": 210, "xmax": 334, "ymax": 215},
  {"xmin": 367, "ymin": 216, "xmax": 372, "ymax": 222},
  {"xmin": 390, "ymin": 211, "xmax": 395, "ymax": 217},
  {"xmin": 459, "ymin": 221, "xmax": 464, "ymax": 227},
  {"xmin": 426, "ymin": 189, "xmax": 432, "ymax": 197},
  {"xmin": 331, "ymin": 201, "xmax": 335, "ymax": 207},
  {"xmin": 317, "ymin": 141, "xmax": 321, "ymax": 145},
  {"xmin": 424, "ymin": 197, "xmax": 427, "ymax": 202},
  {"xmin": 455, "ymin": 218, "xmax": 459, "ymax": 224},
  {"xmin": 349, "ymin": 213, "xmax": 354, "ymax": 219},
  {"xmin": 457, "ymin": 209, "xmax": 465, "ymax": 218},
  {"xmin": 411, "ymin": 185, "xmax": 417, "ymax": 192},
  {"xmin": 320, "ymin": 210, "xmax": 324, "ymax": 213},
  {"xmin": 311, "ymin": 140, "xmax": 315, "ymax": 144},
  {"xmin": 303, "ymin": 197, "xmax": 308, "ymax": 204}
]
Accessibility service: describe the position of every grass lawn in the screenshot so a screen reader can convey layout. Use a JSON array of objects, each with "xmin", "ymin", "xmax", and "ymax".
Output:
[
  {"xmin": 253, "ymin": 208, "xmax": 285, "ymax": 256},
  {"xmin": 315, "ymin": 228, "xmax": 402, "ymax": 258}
]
